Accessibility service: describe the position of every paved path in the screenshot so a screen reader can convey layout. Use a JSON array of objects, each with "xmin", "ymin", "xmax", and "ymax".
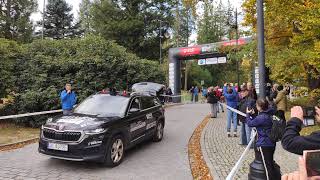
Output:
[
  {"xmin": 201, "ymin": 111, "xmax": 299, "ymax": 180},
  {"xmin": 0, "ymin": 104, "xmax": 209, "ymax": 180}
]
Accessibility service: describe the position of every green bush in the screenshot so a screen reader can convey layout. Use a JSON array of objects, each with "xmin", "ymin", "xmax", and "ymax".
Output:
[
  {"xmin": 288, "ymin": 96, "xmax": 317, "ymax": 110},
  {"xmin": 0, "ymin": 36, "xmax": 165, "ymax": 127}
]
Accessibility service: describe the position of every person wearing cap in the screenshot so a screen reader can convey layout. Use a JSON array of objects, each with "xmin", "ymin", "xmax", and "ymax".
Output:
[{"xmin": 60, "ymin": 83, "xmax": 77, "ymax": 115}]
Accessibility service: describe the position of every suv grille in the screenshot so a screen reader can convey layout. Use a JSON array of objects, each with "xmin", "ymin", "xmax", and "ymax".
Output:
[{"xmin": 43, "ymin": 128, "xmax": 82, "ymax": 142}]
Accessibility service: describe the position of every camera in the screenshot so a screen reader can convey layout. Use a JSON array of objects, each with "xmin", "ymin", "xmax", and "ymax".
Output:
[{"xmin": 302, "ymin": 107, "xmax": 316, "ymax": 126}]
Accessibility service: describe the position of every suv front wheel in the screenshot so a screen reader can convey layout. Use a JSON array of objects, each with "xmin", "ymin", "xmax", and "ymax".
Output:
[{"xmin": 103, "ymin": 135, "xmax": 125, "ymax": 167}]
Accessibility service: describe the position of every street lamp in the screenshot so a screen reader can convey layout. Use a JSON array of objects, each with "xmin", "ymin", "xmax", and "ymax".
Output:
[
  {"xmin": 159, "ymin": 20, "xmax": 170, "ymax": 64},
  {"xmin": 257, "ymin": 0, "xmax": 266, "ymax": 98}
]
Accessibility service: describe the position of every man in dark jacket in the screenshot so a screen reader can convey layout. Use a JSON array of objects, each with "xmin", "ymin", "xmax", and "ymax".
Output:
[
  {"xmin": 207, "ymin": 87, "xmax": 218, "ymax": 118},
  {"xmin": 281, "ymin": 106, "xmax": 320, "ymax": 155}
]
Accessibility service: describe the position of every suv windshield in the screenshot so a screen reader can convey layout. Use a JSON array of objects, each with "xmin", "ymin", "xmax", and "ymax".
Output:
[{"xmin": 74, "ymin": 95, "xmax": 129, "ymax": 117}]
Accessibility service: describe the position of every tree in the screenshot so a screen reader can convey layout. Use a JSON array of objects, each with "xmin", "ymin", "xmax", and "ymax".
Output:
[
  {"xmin": 79, "ymin": 0, "xmax": 93, "ymax": 35},
  {"xmin": 0, "ymin": 38, "xmax": 22, "ymax": 98},
  {"xmin": 172, "ymin": 1, "xmax": 195, "ymax": 47},
  {"xmin": 90, "ymin": 0, "xmax": 174, "ymax": 60},
  {"xmin": 39, "ymin": 0, "xmax": 81, "ymax": 39},
  {"xmin": 195, "ymin": 0, "xmax": 244, "ymax": 86},
  {"xmin": 242, "ymin": 0, "xmax": 320, "ymax": 95},
  {"xmin": 0, "ymin": 0, "xmax": 37, "ymax": 42}
]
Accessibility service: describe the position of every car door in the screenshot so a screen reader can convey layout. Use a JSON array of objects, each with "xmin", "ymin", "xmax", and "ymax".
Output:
[
  {"xmin": 127, "ymin": 97, "xmax": 147, "ymax": 143},
  {"xmin": 141, "ymin": 96, "xmax": 158, "ymax": 137}
]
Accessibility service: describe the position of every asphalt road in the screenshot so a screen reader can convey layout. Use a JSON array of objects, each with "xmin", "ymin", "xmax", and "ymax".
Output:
[{"xmin": 0, "ymin": 104, "xmax": 209, "ymax": 180}]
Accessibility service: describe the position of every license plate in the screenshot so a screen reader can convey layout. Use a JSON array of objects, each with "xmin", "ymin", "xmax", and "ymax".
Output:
[{"xmin": 48, "ymin": 143, "xmax": 68, "ymax": 151}]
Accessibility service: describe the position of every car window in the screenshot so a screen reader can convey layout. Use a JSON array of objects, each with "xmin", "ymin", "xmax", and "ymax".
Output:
[
  {"xmin": 153, "ymin": 98, "xmax": 161, "ymax": 106},
  {"xmin": 74, "ymin": 95, "xmax": 129, "ymax": 117},
  {"xmin": 129, "ymin": 98, "xmax": 140, "ymax": 110},
  {"xmin": 141, "ymin": 97, "xmax": 155, "ymax": 109}
]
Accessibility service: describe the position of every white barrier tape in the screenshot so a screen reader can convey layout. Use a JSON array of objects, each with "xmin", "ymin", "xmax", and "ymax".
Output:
[
  {"xmin": 160, "ymin": 95, "xmax": 183, "ymax": 97},
  {"xmin": 218, "ymin": 102, "xmax": 246, "ymax": 117},
  {"xmin": 0, "ymin": 109, "xmax": 63, "ymax": 120},
  {"xmin": 226, "ymin": 128, "xmax": 257, "ymax": 180}
]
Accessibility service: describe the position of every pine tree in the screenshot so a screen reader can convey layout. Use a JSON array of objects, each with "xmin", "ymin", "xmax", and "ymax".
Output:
[
  {"xmin": 172, "ymin": 1, "xmax": 195, "ymax": 47},
  {"xmin": 40, "ymin": 0, "xmax": 80, "ymax": 39},
  {"xmin": 0, "ymin": 0, "xmax": 37, "ymax": 42},
  {"xmin": 90, "ymin": 0, "xmax": 175, "ymax": 60},
  {"xmin": 79, "ymin": 0, "xmax": 93, "ymax": 35}
]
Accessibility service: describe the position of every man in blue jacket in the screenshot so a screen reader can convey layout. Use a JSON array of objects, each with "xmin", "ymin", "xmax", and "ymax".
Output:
[
  {"xmin": 223, "ymin": 83, "xmax": 239, "ymax": 137},
  {"xmin": 60, "ymin": 83, "xmax": 77, "ymax": 115}
]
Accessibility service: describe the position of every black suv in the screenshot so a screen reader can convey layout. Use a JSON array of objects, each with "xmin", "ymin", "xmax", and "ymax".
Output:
[{"xmin": 38, "ymin": 93, "xmax": 165, "ymax": 167}]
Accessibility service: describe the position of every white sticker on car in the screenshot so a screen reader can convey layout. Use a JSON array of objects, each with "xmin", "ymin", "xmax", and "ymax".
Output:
[
  {"xmin": 130, "ymin": 121, "xmax": 146, "ymax": 132},
  {"xmin": 146, "ymin": 121, "xmax": 157, "ymax": 130},
  {"xmin": 146, "ymin": 113, "xmax": 153, "ymax": 120}
]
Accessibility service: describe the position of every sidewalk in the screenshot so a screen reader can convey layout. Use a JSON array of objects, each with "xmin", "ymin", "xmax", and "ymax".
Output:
[{"xmin": 201, "ymin": 112, "xmax": 299, "ymax": 180}]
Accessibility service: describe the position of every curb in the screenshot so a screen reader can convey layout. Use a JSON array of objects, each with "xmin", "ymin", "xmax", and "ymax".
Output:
[
  {"xmin": 188, "ymin": 115, "xmax": 213, "ymax": 180},
  {"xmin": 0, "ymin": 137, "xmax": 39, "ymax": 152}
]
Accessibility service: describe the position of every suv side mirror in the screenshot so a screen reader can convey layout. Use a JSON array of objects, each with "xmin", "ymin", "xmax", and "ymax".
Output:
[{"xmin": 128, "ymin": 108, "xmax": 140, "ymax": 115}]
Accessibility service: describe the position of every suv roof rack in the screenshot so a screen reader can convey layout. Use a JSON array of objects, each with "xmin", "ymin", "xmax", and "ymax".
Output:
[{"xmin": 130, "ymin": 91, "xmax": 155, "ymax": 97}]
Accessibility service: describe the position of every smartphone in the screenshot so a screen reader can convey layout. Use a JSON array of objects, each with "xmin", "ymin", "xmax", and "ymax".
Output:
[
  {"xmin": 303, "ymin": 107, "xmax": 316, "ymax": 127},
  {"xmin": 303, "ymin": 150, "xmax": 320, "ymax": 177}
]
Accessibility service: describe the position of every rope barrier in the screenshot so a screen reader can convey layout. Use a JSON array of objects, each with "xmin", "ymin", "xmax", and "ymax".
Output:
[
  {"xmin": 218, "ymin": 102, "xmax": 257, "ymax": 180},
  {"xmin": 0, "ymin": 95, "xmax": 184, "ymax": 120},
  {"xmin": 0, "ymin": 109, "xmax": 63, "ymax": 120}
]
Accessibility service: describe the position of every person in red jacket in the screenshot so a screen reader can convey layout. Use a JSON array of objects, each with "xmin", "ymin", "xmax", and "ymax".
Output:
[{"xmin": 215, "ymin": 86, "xmax": 224, "ymax": 113}]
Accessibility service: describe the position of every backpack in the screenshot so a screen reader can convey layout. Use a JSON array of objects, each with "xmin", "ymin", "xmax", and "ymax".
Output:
[{"xmin": 268, "ymin": 115, "xmax": 287, "ymax": 142}]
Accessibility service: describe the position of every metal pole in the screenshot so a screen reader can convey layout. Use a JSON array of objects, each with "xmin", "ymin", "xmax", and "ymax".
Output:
[
  {"xmin": 42, "ymin": 0, "xmax": 46, "ymax": 40},
  {"xmin": 159, "ymin": 20, "xmax": 162, "ymax": 64},
  {"xmin": 235, "ymin": 8, "xmax": 240, "ymax": 87},
  {"xmin": 184, "ymin": 14, "xmax": 189, "ymax": 91},
  {"xmin": 257, "ymin": 0, "xmax": 266, "ymax": 98}
]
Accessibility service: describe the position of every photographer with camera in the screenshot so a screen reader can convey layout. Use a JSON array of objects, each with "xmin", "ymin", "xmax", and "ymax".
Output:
[{"xmin": 281, "ymin": 106, "xmax": 320, "ymax": 155}]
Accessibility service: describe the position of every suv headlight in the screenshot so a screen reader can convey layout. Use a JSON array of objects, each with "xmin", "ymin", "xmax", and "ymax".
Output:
[{"xmin": 84, "ymin": 128, "xmax": 107, "ymax": 135}]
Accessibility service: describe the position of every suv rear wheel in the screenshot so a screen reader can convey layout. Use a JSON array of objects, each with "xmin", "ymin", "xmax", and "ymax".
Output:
[{"xmin": 103, "ymin": 135, "xmax": 125, "ymax": 167}]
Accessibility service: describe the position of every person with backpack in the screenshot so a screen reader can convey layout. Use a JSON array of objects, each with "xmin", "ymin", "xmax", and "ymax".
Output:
[
  {"xmin": 246, "ymin": 98, "xmax": 281, "ymax": 180},
  {"xmin": 281, "ymin": 106, "xmax": 320, "ymax": 155},
  {"xmin": 207, "ymin": 87, "xmax": 218, "ymax": 118}
]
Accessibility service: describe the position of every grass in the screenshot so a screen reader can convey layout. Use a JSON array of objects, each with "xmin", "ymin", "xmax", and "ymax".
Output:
[
  {"xmin": 0, "ymin": 123, "xmax": 40, "ymax": 145},
  {"xmin": 181, "ymin": 91, "xmax": 192, "ymax": 102},
  {"xmin": 181, "ymin": 91, "xmax": 207, "ymax": 103}
]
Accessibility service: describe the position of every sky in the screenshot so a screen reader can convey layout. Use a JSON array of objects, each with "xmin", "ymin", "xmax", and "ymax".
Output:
[{"xmin": 31, "ymin": 0, "xmax": 244, "ymax": 44}]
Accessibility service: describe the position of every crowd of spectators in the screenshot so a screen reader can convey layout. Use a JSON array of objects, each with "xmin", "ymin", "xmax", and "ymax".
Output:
[{"xmin": 201, "ymin": 82, "xmax": 319, "ymax": 179}]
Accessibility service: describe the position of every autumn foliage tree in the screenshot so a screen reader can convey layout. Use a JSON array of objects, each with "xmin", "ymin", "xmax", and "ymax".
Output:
[{"xmin": 242, "ymin": 0, "xmax": 320, "ymax": 97}]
